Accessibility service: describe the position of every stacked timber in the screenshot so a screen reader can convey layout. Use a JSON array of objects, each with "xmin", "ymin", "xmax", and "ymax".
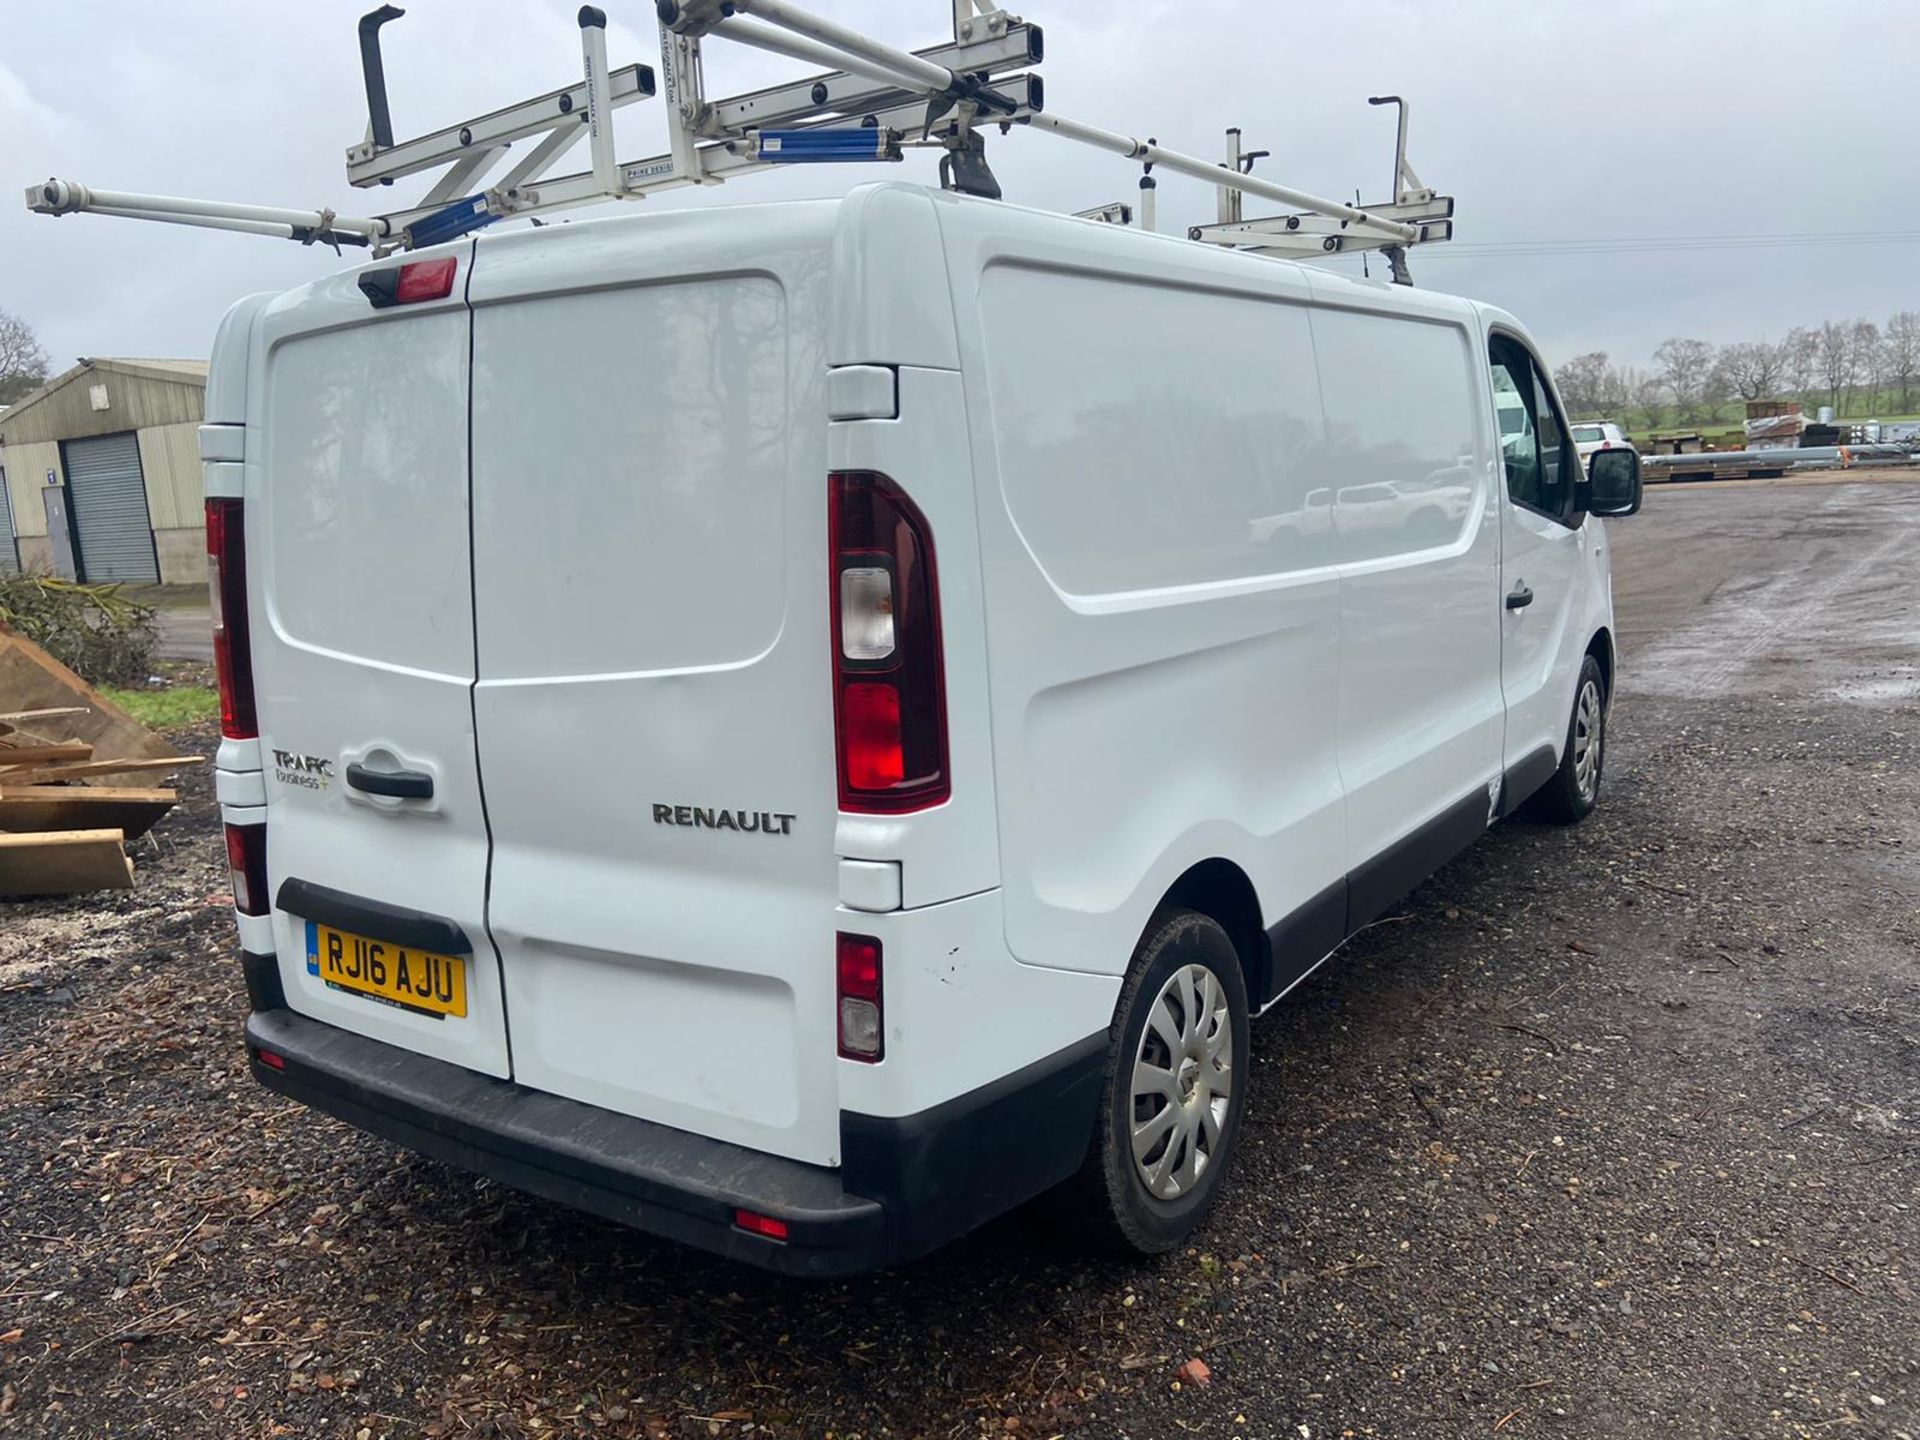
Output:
[{"xmin": 0, "ymin": 629, "xmax": 201, "ymax": 898}]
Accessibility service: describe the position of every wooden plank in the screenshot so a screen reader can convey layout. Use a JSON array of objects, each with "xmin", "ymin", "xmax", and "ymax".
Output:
[
  {"xmin": 0, "ymin": 829, "xmax": 134, "ymax": 897},
  {"xmin": 0, "ymin": 755, "xmax": 199, "ymax": 787},
  {"xmin": 0, "ymin": 707, "xmax": 89, "ymax": 725},
  {"xmin": 0, "ymin": 743, "xmax": 95, "ymax": 769},
  {"xmin": 0, "ymin": 787, "xmax": 177, "ymax": 841},
  {"xmin": 0, "ymin": 626, "xmax": 173, "ymax": 765}
]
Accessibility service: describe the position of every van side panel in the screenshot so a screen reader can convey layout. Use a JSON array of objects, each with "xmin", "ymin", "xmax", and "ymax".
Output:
[
  {"xmin": 1305, "ymin": 287, "xmax": 1503, "ymax": 910},
  {"xmin": 939, "ymin": 204, "xmax": 1348, "ymax": 982}
]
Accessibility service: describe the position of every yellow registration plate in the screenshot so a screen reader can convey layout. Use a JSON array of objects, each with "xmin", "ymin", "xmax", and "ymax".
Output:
[{"xmin": 305, "ymin": 921, "xmax": 468, "ymax": 1018}]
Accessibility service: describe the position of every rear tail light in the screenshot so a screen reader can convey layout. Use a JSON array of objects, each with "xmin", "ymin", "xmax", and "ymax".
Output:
[
  {"xmin": 836, "ymin": 932, "xmax": 884, "ymax": 1061},
  {"xmin": 830, "ymin": 473, "xmax": 948, "ymax": 812},
  {"xmin": 206, "ymin": 498, "xmax": 257, "ymax": 740},
  {"xmin": 225, "ymin": 822, "xmax": 269, "ymax": 917}
]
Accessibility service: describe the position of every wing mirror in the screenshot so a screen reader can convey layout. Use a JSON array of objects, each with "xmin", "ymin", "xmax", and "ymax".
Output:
[{"xmin": 1582, "ymin": 448, "xmax": 1642, "ymax": 517}]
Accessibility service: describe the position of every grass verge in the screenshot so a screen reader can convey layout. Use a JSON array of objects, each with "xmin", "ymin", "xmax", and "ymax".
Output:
[{"xmin": 101, "ymin": 685, "xmax": 220, "ymax": 731}]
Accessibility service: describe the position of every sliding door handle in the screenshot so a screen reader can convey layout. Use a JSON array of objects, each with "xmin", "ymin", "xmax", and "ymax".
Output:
[{"xmin": 1505, "ymin": 582, "xmax": 1534, "ymax": 611}]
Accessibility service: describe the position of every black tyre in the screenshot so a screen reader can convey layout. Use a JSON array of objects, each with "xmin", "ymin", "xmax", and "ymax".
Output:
[
  {"xmin": 1527, "ymin": 653, "xmax": 1607, "ymax": 824},
  {"xmin": 1075, "ymin": 909, "xmax": 1251, "ymax": 1255}
]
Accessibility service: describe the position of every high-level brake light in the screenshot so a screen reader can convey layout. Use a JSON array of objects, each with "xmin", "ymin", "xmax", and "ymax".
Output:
[
  {"xmin": 830, "ymin": 473, "xmax": 948, "ymax": 813},
  {"xmin": 358, "ymin": 255, "xmax": 459, "ymax": 308}
]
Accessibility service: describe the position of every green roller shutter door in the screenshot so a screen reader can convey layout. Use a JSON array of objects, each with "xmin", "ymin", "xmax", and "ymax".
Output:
[{"xmin": 64, "ymin": 432, "xmax": 159, "ymax": 583}]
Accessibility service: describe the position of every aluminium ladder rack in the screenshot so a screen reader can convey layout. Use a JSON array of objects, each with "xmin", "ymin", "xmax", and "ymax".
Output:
[{"xmin": 24, "ymin": 0, "xmax": 1454, "ymax": 280}]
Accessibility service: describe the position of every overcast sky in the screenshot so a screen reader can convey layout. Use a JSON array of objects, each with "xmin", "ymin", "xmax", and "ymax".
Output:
[{"xmin": 5, "ymin": 0, "xmax": 1917, "ymax": 378}]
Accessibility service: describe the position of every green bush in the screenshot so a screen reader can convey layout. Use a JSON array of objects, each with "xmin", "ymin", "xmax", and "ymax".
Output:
[{"xmin": 0, "ymin": 574, "xmax": 160, "ymax": 687}]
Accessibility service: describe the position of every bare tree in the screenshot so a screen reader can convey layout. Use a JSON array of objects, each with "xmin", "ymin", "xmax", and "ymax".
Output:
[
  {"xmin": 1848, "ymin": 320, "xmax": 1884, "ymax": 415},
  {"xmin": 1701, "ymin": 356, "xmax": 1732, "ymax": 424},
  {"xmin": 1885, "ymin": 310, "xmax": 1920, "ymax": 414},
  {"xmin": 1596, "ymin": 362, "xmax": 1631, "ymax": 417},
  {"xmin": 1626, "ymin": 367, "xmax": 1665, "ymax": 430},
  {"xmin": 1714, "ymin": 340, "xmax": 1788, "ymax": 403},
  {"xmin": 1816, "ymin": 320, "xmax": 1852, "ymax": 413},
  {"xmin": 1554, "ymin": 352, "xmax": 1615, "ymax": 418},
  {"xmin": 0, "ymin": 308, "xmax": 50, "ymax": 405},
  {"xmin": 1779, "ymin": 326, "xmax": 1820, "ymax": 404},
  {"xmin": 1654, "ymin": 337, "xmax": 1717, "ymax": 425}
]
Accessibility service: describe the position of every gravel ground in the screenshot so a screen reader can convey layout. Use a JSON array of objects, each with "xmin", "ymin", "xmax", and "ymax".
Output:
[{"xmin": 2, "ymin": 475, "xmax": 1916, "ymax": 1439}]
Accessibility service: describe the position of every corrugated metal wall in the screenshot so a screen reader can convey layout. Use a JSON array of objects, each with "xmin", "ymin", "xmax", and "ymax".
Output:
[
  {"xmin": 0, "ymin": 369, "xmax": 203, "ymax": 445},
  {"xmin": 135, "ymin": 421, "xmax": 205, "ymax": 533},
  {"xmin": 0, "ymin": 440, "xmax": 63, "ymax": 539},
  {"xmin": 64, "ymin": 431, "xmax": 160, "ymax": 583}
]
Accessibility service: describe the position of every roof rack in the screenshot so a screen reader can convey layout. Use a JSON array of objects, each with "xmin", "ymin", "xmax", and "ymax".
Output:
[{"xmin": 23, "ymin": 0, "xmax": 1454, "ymax": 280}]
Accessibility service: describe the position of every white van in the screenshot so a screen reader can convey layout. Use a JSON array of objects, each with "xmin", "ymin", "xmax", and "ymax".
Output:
[{"xmin": 209, "ymin": 181, "xmax": 1640, "ymax": 1275}]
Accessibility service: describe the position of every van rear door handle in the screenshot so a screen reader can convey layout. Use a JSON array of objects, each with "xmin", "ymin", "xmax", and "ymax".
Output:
[
  {"xmin": 1505, "ymin": 582, "xmax": 1534, "ymax": 611},
  {"xmin": 346, "ymin": 763, "xmax": 434, "ymax": 800}
]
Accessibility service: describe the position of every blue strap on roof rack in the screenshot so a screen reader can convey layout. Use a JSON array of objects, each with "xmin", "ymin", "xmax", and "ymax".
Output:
[
  {"xmin": 757, "ymin": 128, "xmax": 901, "ymax": 164},
  {"xmin": 404, "ymin": 195, "xmax": 496, "ymax": 249}
]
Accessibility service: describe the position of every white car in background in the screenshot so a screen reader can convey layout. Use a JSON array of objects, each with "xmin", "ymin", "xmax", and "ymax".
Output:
[{"xmin": 1572, "ymin": 420, "xmax": 1634, "ymax": 464}]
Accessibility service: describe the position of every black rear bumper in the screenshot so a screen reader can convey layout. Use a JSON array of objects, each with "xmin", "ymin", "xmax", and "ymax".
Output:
[{"xmin": 244, "ymin": 1002, "xmax": 1104, "ymax": 1277}]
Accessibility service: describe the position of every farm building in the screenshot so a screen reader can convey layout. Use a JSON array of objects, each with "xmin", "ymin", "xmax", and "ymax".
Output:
[{"xmin": 0, "ymin": 357, "xmax": 207, "ymax": 584}]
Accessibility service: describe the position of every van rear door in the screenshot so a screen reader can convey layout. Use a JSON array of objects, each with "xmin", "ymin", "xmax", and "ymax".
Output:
[
  {"xmin": 250, "ymin": 243, "xmax": 511, "ymax": 1078},
  {"xmin": 465, "ymin": 213, "xmax": 845, "ymax": 1166}
]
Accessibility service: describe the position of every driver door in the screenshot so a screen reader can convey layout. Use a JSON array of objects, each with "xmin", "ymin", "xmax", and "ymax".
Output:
[{"xmin": 1488, "ymin": 333, "xmax": 1592, "ymax": 788}]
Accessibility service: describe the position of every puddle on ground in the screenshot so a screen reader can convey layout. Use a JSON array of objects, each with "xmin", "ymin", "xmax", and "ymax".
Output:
[{"xmin": 1829, "ymin": 671, "xmax": 1920, "ymax": 705}]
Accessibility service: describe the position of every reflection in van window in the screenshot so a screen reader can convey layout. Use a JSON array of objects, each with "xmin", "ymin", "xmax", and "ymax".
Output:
[
  {"xmin": 1531, "ymin": 369, "xmax": 1574, "ymax": 513},
  {"xmin": 980, "ymin": 265, "xmax": 1326, "ymax": 595},
  {"xmin": 1312, "ymin": 309, "xmax": 1479, "ymax": 564},
  {"xmin": 1491, "ymin": 357, "xmax": 1543, "ymax": 508}
]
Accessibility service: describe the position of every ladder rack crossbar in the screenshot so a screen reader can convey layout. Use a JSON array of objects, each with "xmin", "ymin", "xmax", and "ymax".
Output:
[
  {"xmin": 346, "ymin": 64, "xmax": 657, "ymax": 189},
  {"xmin": 709, "ymin": 21, "xmax": 1039, "ymax": 132},
  {"xmin": 455, "ymin": 73, "xmax": 1040, "ymax": 226},
  {"xmin": 1027, "ymin": 114, "xmax": 1418, "ymax": 244},
  {"xmin": 711, "ymin": 16, "xmax": 936, "ymax": 100},
  {"xmin": 728, "ymin": 0, "xmax": 959, "ymax": 96},
  {"xmin": 1192, "ymin": 196, "xmax": 1455, "ymax": 243}
]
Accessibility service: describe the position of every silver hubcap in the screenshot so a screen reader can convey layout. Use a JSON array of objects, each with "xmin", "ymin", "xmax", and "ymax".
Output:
[
  {"xmin": 1129, "ymin": 963, "xmax": 1234, "ymax": 1201},
  {"xmin": 1572, "ymin": 679, "xmax": 1603, "ymax": 802}
]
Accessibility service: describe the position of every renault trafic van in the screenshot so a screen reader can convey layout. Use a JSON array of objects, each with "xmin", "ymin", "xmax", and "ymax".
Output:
[{"xmin": 211, "ymin": 181, "xmax": 1640, "ymax": 1275}]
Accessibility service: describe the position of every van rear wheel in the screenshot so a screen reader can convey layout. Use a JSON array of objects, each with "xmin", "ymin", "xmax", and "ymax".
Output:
[
  {"xmin": 1527, "ymin": 654, "xmax": 1607, "ymax": 824},
  {"xmin": 1075, "ymin": 909, "xmax": 1250, "ymax": 1255}
]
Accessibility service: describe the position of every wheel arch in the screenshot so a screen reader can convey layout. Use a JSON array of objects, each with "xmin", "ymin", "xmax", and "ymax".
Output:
[
  {"xmin": 1157, "ymin": 858, "xmax": 1269, "ymax": 1007},
  {"xmin": 1586, "ymin": 626, "xmax": 1615, "ymax": 702}
]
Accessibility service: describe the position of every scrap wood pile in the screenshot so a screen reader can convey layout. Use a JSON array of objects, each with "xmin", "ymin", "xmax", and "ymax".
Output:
[{"xmin": 0, "ymin": 624, "xmax": 201, "ymax": 899}]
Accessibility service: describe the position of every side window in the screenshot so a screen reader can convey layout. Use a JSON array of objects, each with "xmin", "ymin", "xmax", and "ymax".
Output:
[
  {"xmin": 1488, "ymin": 336, "xmax": 1575, "ymax": 524},
  {"xmin": 1531, "ymin": 368, "xmax": 1574, "ymax": 516},
  {"xmin": 1489, "ymin": 340, "xmax": 1542, "ymax": 509}
]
